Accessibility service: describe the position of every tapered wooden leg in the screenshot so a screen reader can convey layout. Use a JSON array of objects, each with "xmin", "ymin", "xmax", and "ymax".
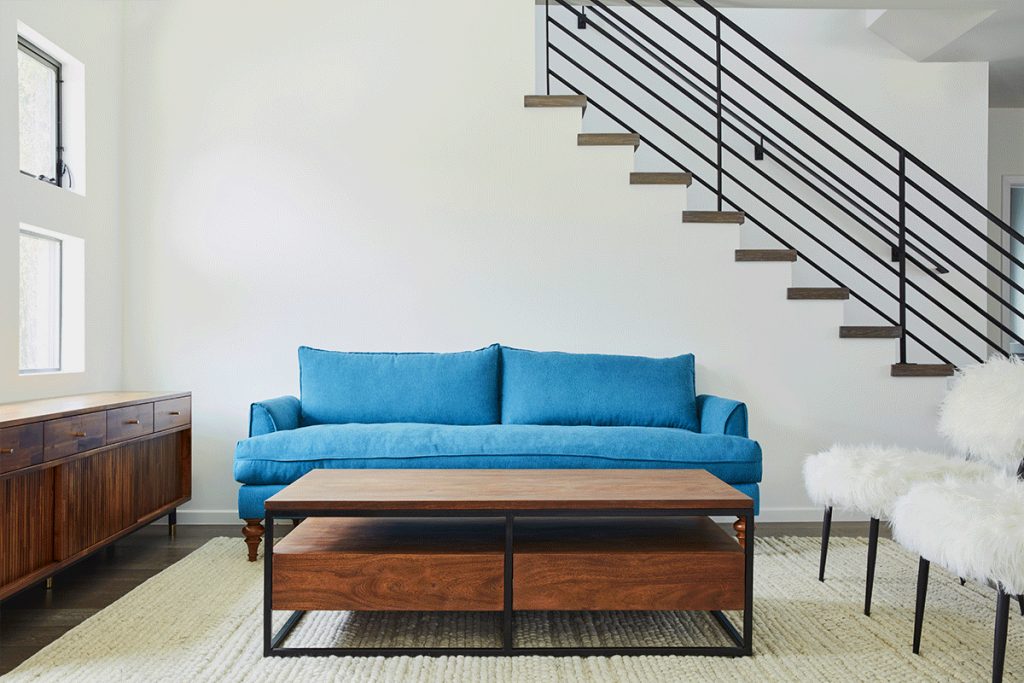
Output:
[
  {"xmin": 734, "ymin": 517, "xmax": 752, "ymax": 548},
  {"xmin": 913, "ymin": 557, "xmax": 930, "ymax": 654},
  {"xmin": 819, "ymin": 506, "xmax": 833, "ymax": 582},
  {"xmin": 865, "ymin": 517, "xmax": 880, "ymax": 616},
  {"xmin": 243, "ymin": 518, "xmax": 265, "ymax": 562}
]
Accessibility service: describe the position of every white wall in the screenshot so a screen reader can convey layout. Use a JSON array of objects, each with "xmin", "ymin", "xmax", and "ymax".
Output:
[
  {"xmin": 117, "ymin": 0, "xmax": 975, "ymax": 524},
  {"xmin": 0, "ymin": 1, "xmax": 123, "ymax": 402}
]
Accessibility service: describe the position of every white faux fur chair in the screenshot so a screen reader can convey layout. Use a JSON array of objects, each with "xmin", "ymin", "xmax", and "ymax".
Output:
[
  {"xmin": 888, "ymin": 357, "xmax": 1024, "ymax": 683},
  {"xmin": 892, "ymin": 475, "xmax": 1024, "ymax": 682},
  {"xmin": 803, "ymin": 355, "xmax": 1024, "ymax": 616}
]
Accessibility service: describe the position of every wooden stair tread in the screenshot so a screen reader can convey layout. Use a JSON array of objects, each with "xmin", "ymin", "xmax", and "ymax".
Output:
[
  {"xmin": 891, "ymin": 363, "xmax": 956, "ymax": 377},
  {"xmin": 787, "ymin": 287, "xmax": 850, "ymax": 300},
  {"xmin": 735, "ymin": 249, "xmax": 797, "ymax": 262},
  {"xmin": 524, "ymin": 95, "xmax": 587, "ymax": 108},
  {"xmin": 682, "ymin": 211, "xmax": 745, "ymax": 225},
  {"xmin": 577, "ymin": 133, "xmax": 640, "ymax": 149},
  {"xmin": 629, "ymin": 172, "xmax": 692, "ymax": 186},
  {"xmin": 840, "ymin": 326, "xmax": 902, "ymax": 339}
]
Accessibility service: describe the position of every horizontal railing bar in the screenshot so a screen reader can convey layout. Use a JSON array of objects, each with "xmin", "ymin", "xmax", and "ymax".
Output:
[
  {"xmin": 684, "ymin": 0, "xmax": 1019, "ymax": 241},
  {"xmin": 907, "ymin": 177, "xmax": 1024, "ymax": 257},
  {"xmin": 551, "ymin": 16, "xmax": 906, "ymax": 287},
  {"xmin": 553, "ymin": 71, "xmax": 956, "ymax": 365},
  {"xmin": 587, "ymin": 0, "xmax": 902, "ymax": 236},
  {"xmin": 550, "ymin": 54, "xmax": 994, "ymax": 361},
  {"xmin": 617, "ymin": 0, "xmax": 902, "ymax": 201},
  {"xmin": 655, "ymin": 0, "xmax": 898, "ymax": 174},
  {"xmin": 905, "ymin": 201, "xmax": 1024, "ymax": 294},
  {"xmin": 578, "ymin": 2, "xmax": 965, "ymax": 288},
  {"xmin": 905, "ymin": 154, "xmax": 1019, "ymax": 238},
  {"xmin": 903, "ymin": 224, "xmax": 1024, "ymax": 323},
  {"xmin": 687, "ymin": 0, "xmax": 901, "ymax": 155}
]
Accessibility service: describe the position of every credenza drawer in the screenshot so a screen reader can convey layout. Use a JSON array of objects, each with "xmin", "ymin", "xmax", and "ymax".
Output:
[
  {"xmin": 106, "ymin": 403, "xmax": 154, "ymax": 444},
  {"xmin": 43, "ymin": 412, "xmax": 107, "ymax": 462},
  {"xmin": 0, "ymin": 423, "xmax": 44, "ymax": 474},
  {"xmin": 154, "ymin": 397, "xmax": 190, "ymax": 431}
]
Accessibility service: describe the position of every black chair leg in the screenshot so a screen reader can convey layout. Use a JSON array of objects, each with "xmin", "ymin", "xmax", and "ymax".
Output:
[
  {"xmin": 818, "ymin": 506, "xmax": 833, "ymax": 582},
  {"xmin": 994, "ymin": 587, "xmax": 1010, "ymax": 683},
  {"xmin": 865, "ymin": 517, "xmax": 880, "ymax": 616},
  {"xmin": 1017, "ymin": 595, "xmax": 1023, "ymax": 616},
  {"xmin": 913, "ymin": 556, "xmax": 930, "ymax": 654}
]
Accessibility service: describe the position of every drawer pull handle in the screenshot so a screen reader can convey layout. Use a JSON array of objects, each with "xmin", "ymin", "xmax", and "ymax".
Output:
[
  {"xmin": 72, "ymin": 431, "xmax": 87, "ymax": 438},
  {"xmin": 0, "ymin": 448, "xmax": 13, "ymax": 455},
  {"xmin": 124, "ymin": 419, "xmax": 141, "ymax": 425},
  {"xmin": 168, "ymin": 411, "xmax": 181, "ymax": 416}
]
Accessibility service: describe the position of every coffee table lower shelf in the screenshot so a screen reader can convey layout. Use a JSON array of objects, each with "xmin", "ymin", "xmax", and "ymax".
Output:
[{"xmin": 263, "ymin": 509, "xmax": 754, "ymax": 658}]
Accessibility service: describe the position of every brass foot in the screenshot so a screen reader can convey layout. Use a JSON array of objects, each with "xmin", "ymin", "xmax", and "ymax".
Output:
[
  {"xmin": 45, "ymin": 577, "xmax": 53, "ymax": 590},
  {"xmin": 169, "ymin": 523, "xmax": 177, "ymax": 539}
]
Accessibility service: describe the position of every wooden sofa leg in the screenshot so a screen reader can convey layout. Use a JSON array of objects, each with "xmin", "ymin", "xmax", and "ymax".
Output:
[{"xmin": 243, "ymin": 519, "xmax": 265, "ymax": 562}]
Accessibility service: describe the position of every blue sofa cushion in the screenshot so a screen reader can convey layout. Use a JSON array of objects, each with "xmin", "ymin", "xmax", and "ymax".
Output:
[
  {"xmin": 500, "ymin": 348, "xmax": 698, "ymax": 431},
  {"xmin": 233, "ymin": 423, "xmax": 761, "ymax": 486},
  {"xmin": 298, "ymin": 344, "xmax": 501, "ymax": 426}
]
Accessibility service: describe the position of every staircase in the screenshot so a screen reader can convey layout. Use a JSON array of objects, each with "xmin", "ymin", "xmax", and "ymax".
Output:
[{"xmin": 527, "ymin": 0, "xmax": 1023, "ymax": 378}]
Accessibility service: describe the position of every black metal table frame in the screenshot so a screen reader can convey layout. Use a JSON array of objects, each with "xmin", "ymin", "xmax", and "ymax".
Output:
[{"xmin": 263, "ymin": 507, "xmax": 754, "ymax": 657}]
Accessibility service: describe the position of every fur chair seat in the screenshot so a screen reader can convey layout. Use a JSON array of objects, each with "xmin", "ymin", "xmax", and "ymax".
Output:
[
  {"xmin": 803, "ymin": 445, "xmax": 992, "ymax": 519},
  {"xmin": 892, "ymin": 475, "xmax": 1024, "ymax": 595}
]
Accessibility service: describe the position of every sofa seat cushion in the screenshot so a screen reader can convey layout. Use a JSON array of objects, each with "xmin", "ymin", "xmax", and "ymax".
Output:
[{"xmin": 233, "ymin": 423, "xmax": 761, "ymax": 486}]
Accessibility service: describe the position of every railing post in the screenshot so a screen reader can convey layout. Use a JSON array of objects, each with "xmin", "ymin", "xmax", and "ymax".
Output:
[
  {"xmin": 715, "ymin": 16, "xmax": 723, "ymax": 210},
  {"xmin": 898, "ymin": 151, "xmax": 907, "ymax": 364},
  {"xmin": 545, "ymin": 0, "xmax": 551, "ymax": 95}
]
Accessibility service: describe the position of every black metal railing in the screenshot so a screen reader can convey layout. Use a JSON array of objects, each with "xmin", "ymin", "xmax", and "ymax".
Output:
[{"xmin": 542, "ymin": 0, "xmax": 1024, "ymax": 366}]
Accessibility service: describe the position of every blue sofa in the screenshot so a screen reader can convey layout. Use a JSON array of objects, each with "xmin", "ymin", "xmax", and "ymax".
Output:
[{"xmin": 234, "ymin": 344, "xmax": 761, "ymax": 559}]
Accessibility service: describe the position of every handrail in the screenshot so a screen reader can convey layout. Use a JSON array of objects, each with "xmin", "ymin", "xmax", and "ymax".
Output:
[
  {"xmin": 553, "ymin": 73, "xmax": 956, "ymax": 365},
  {"xmin": 542, "ymin": 0, "xmax": 1022, "ymax": 366},
  {"xmin": 550, "ymin": 21, "xmax": 1006, "ymax": 358},
  {"xmin": 687, "ymin": 0, "xmax": 1021, "ymax": 240}
]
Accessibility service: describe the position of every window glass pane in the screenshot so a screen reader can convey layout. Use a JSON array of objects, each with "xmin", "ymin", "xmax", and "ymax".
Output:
[
  {"xmin": 19, "ymin": 232, "xmax": 62, "ymax": 372},
  {"xmin": 18, "ymin": 46, "xmax": 58, "ymax": 180}
]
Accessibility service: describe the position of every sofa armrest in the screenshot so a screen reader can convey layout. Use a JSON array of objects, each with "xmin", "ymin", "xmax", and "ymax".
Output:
[
  {"xmin": 696, "ymin": 394, "xmax": 748, "ymax": 438},
  {"xmin": 249, "ymin": 396, "xmax": 301, "ymax": 437}
]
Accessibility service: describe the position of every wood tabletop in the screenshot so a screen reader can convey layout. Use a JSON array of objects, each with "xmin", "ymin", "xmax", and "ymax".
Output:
[
  {"xmin": 265, "ymin": 469, "xmax": 753, "ymax": 512},
  {"xmin": 0, "ymin": 392, "xmax": 190, "ymax": 428}
]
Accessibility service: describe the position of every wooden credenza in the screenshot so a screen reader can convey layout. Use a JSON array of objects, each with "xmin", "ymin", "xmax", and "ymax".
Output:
[{"xmin": 0, "ymin": 392, "xmax": 191, "ymax": 601}]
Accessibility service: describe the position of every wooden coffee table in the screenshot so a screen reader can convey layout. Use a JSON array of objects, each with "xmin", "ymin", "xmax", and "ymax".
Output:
[{"xmin": 263, "ymin": 469, "xmax": 753, "ymax": 657}]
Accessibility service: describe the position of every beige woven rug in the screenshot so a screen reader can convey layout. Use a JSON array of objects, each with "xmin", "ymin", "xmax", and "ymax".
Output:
[{"xmin": 4, "ymin": 535, "xmax": 1021, "ymax": 682}]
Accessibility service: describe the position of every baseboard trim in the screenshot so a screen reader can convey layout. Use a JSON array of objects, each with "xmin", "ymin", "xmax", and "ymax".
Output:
[{"xmin": 167, "ymin": 507, "xmax": 874, "ymax": 525}]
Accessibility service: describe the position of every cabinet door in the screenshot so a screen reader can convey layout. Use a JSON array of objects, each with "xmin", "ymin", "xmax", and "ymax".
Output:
[
  {"xmin": 133, "ymin": 432, "xmax": 186, "ymax": 520},
  {"xmin": 0, "ymin": 469, "xmax": 54, "ymax": 588},
  {"xmin": 53, "ymin": 448, "xmax": 135, "ymax": 560}
]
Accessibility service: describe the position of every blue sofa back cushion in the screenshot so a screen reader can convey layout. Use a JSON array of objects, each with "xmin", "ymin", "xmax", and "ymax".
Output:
[
  {"xmin": 298, "ymin": 344, "xmax": 501, "ymax": 426},
  {"xmin": 500, "ymin": 347, "xmax": 699, "ymax": 431}
]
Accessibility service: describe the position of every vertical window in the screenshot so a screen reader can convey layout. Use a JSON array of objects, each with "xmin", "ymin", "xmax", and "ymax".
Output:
[
  {"xmin": 19, "ymin": 230, "xmax": 63, "ymax": 373},
  {"xmin": 18, "ymin": 36, "xmax": 62, "ymax": 185}
]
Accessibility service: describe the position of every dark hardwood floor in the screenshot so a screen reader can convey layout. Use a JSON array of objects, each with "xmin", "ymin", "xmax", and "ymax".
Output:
[{"xmin": 0, "ymin": 519, "xmax": 876, "ymax": 675}]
